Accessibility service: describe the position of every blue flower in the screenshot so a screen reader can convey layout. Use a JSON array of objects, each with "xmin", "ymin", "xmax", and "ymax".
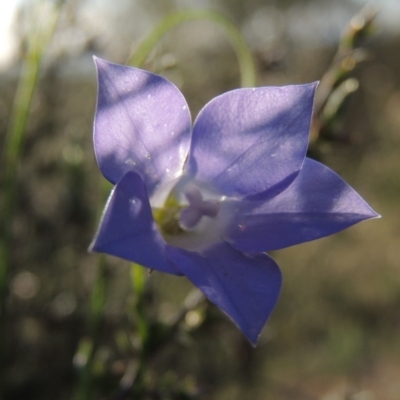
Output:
[{"xmin": 90, "ymin": 58, "xmax": 379, "ymax": 345}]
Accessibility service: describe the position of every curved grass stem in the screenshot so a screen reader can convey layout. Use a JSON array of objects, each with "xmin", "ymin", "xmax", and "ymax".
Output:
[{"xmin": 127, "ymin": 10, "xmax": 256, "ymax": 88}]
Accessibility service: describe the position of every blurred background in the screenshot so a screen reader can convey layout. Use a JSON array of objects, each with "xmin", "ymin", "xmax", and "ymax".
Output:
[{"xmin": 0, "ymin": 0, "xmax": 399, "ymax": 399}]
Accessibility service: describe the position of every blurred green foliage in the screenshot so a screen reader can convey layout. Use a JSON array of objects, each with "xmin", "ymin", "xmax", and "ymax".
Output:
[{"xmin": 0, "ymin": 1, "xmax": 399, "ymax": 399}]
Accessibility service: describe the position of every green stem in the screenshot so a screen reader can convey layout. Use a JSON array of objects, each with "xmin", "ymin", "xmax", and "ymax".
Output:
[
  {"xmin": 73, "ymin": 255, "xmax": 107, "ymax": 400},
  {"xmin": 131, "ymin": 264, "xmax": 148, "ymax": 344},
  {"xmin": 0, "ymin": 2, "xmax": 60, "ymax": 397},
  {"xmin": 74, "ymin": 179, "xmax": 112, "ymax": 400},
  {"xmin": 128, "ymin": 10, "xmax": 256, "ymax": 88}
]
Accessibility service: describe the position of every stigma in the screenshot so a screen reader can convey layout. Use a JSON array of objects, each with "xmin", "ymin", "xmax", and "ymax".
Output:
[{"xmin": 179, "ymin": 185, "xmax": 220, "ymax": 230}]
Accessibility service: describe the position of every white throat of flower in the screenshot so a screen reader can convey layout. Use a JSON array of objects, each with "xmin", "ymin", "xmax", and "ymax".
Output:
[{"xmin": 151, "ymin": 178, "xmax": 227, "ymax": 251}]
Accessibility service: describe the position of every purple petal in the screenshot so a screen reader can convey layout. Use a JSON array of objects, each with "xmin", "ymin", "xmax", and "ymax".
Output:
[
  {"xmin": 90, "ymin": 170, "xmax": 181, "ymax": 275},
  {"xmin": 166, "ymin": 242, "xmax": 282, "ymax": 345},
  {"xmin": 227, "ymin": 158, "xmax": 380, "ymax": 253},
  {"xmin": 185, "ymin": 83, "xmax": 317, "ymax": 199},
  {"xmin": 93, "ymin": 57, "xmax": 191, "ymax": 196}
]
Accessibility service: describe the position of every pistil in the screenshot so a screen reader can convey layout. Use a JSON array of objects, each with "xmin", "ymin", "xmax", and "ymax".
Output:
[{"xmin": 179, "ymin": 186, "xmax": 220, "ymax": 230}]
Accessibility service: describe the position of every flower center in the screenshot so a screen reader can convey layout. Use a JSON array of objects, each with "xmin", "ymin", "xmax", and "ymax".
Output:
[
  {"xmin": 152, "ymin": 182, "xmax": 224, "ymax": 251},
  {"xmin": 179, "ymin": 185, "xmax": 220, "ymax": 230}
]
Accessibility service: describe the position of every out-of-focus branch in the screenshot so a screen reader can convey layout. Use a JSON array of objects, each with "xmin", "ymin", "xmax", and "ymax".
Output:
[{"xmin": 311, "ymin": 5, "xmax": 378, "ymax": 145}]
